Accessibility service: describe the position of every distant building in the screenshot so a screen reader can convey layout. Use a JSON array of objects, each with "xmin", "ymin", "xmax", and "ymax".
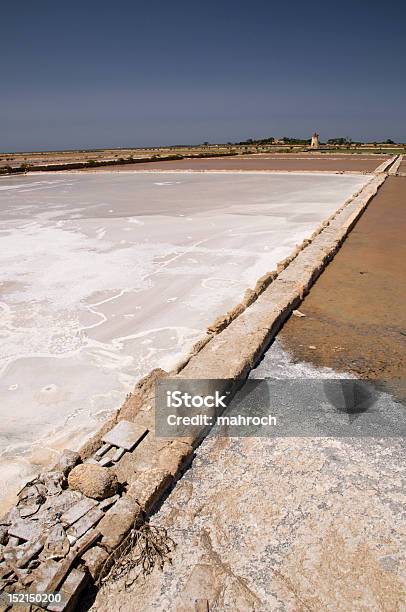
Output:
[{"xmin": 310, "ymin": 133, "xmax": 320, "ymax": 148}]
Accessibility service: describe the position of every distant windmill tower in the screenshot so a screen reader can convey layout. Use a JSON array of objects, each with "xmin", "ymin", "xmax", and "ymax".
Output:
[{"xmin": 310, "ymin": 132, "xmax": 320, "ymax": 148}]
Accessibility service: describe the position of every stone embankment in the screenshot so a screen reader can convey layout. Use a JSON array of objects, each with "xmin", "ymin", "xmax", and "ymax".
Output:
[
  {"xmin": 389, "ymin": 154, "xmax": 403, "ymax": 175},
  {"xmin": 0, "ymin": 157, "xmax": 398, "ymax": 610}
]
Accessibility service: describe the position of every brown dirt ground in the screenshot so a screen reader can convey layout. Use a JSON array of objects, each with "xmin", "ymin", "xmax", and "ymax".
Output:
[
  {"xmin": 279, "ymin": 176, "xmax": 406, "ymax": 401},
  {"xmin": 87, "ymin": 154, "xmax": 387, "ymax": 173}
]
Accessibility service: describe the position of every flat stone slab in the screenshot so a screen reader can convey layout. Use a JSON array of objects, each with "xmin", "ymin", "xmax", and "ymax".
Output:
[
  {"xmin": 94, "ymin": 443, "xmax": 112, "ymax": 459},
  {"xmin": 16, "ymin": 538, "xmax": 44, "ymax": 568},
  {"xmin": 81, "ymin": 545, "xmax": 109, "ymax": 581},
  {"xmin": 30, "ymin": 563, "xmax": 87, "ymax": 611},
  {"xmin": 41, "ymin": 523, "xmax": 70, "ymax": 561},
  {"xmin": 29, "ymin": 558, "xmax": 60, "ymax": 593},
  {"xmin": 48, "ymin": 568, "xmax": 87, "ymax": 612},
  {"xmin": 61, "ymin": 498, "xmax": 98, "ymax": 527},
  {"xmin": 102, "ymin": 420, "xmax": 148, "ymax": 451},
  {"xmin": 9, "ymin": 519, "xmax": 41, "ymax": 542},
  {"xmin": 66, "ymin": 507, "xmax": 104, "ymax": 541}
]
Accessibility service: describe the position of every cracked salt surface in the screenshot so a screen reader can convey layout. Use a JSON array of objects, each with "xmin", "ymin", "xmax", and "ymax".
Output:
[{"xmin": 0, "ymin": 170, "xmax": 370, "ymax": 512}]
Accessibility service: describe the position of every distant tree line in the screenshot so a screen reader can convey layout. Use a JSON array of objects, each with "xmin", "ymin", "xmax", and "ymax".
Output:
[
  {"xmin": 327, "ymin": 137, "xmax": 396, "ymax": 145},
  {"xmin": 327, "ymin": 138, "xmax": 353, "ymax": 145},
  {"xmin": 233, "ymin": 137, "xmax": 276, "ymax": 145},
  {"xmin": 213, "ymin": 136, "xmax": 398, "ymax": 147},
  {"xmin": 231, "ymin": 137, "xmax": 311, "ymax": 146},
  {"xmin": 280, "ymin": 137, "xmax": 311, "ymax": 144}
]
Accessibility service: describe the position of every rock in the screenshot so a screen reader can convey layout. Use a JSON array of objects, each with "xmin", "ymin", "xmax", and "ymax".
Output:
[
  {"xmin": 48, "ymin": 567, "xmax": 88, "ymax": 612},
  {"xmin": 29, "ymin": 558, "xmax": 60, "ymax": 592},
  {"xmin": 94, "ymin": 443, "xmax": 112, "ymax": 460},
  {"xmin": 68, "ymin": 464, "xmax": 118, "ymax": 500},
  {"xmin": 81, "ymin": 545, "xmax": 109, "ymax": 581},
  {"xmin": 66, "ymin": 507, "xmax": 104, "ymax": 541},
  {"xmin": 102, "ymin": 420, "xmax": 148, "ymax": 452},
  {"xmin": 15, "ymin": 539, "xmax": 44, "ymax": 568},
  {"xmin": 9, "ymin": 519, "xmax": 41, "ymax": 542},
  {"xmin": 98, "ymin": 494, "xmax": 119, "ymax": 511},
  {"xmin": 98, "ymin": 496, "xmax": 142, "ymax": 551},
  {"xmin": 127, "ymin": 468, "xmax": 172, "ymax": 513},
  {"xmin": 113, "ymin": 437, "xmax": 169, "ymax": 485},
  {"xmin": 293, "ymin": 309, "xmax": 306, "ymax": 318},
  {"xmin": 119, "ymin": 368, "xmax": 167, "ymax": 422},
  {"xmin": 111, "ymin": 451, "xmax": 137, "ymax": 485},
  {"xmin": 30, "ymin": 561, "xmax": 87, "ymax": 611},
  {"xmin": 51, "ymin": 450, "xmax": 81, "ymax": 476},
  {"xmin": 41, "ymin": 471, "xmax": 65, "ymax": 496},
  {"xmin": 158, "ymin": 441, "xmax": 194, "ymax": 477},
  {"xmin": 0, "ymin": 525, "xmax": 8, "ymax": 545},
  {"xmin": 61, "ymin": 498, "xmax": 98, "ymax": 527},
  {"xmin": 17, "ymin": 480, "xmax": 48, "ymax": 518},
  {"xmin": 41, "ymin": 523, "xmax": 70, "ymax": 561},
  {"xmin": 36, "ymin": 489, "xmax": 82, "ymax": 525}
]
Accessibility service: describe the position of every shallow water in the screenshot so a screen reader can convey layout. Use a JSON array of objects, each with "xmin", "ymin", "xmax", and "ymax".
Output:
[{"xmin": 0, "ymin": 171, "xmax": 370, "ymax": 511}]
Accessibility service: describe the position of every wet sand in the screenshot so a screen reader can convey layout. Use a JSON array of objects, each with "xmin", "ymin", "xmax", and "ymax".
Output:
[
  {"xmin": 278, "ymin": 176, "xmax": 406, "ymax": 400},
  {"xmin": 86, "ymin": 154, "xmax": 387, "ymax": 174}
]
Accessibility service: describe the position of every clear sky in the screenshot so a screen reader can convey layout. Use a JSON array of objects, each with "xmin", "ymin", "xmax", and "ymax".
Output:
[{"xmin": 1, "ymin": 0, "xmax": 405, "ymax": 151}]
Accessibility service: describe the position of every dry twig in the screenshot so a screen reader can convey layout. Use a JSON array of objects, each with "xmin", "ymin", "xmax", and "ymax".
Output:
[{"xmin": 98, "ymin": 524, "xmax": 176, "ymax": 590}]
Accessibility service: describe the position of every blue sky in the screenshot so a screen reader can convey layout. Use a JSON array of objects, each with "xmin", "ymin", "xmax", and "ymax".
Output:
[{"xmin": 1, "ymin": 0, "xmax": 405, "ymax": 151}]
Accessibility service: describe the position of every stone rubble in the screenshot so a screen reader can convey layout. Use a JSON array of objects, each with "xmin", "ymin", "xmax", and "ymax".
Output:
[
  {"xmin": 67, "ymin": 465, "xmax": 118, "ymax": 500},
  {"xmin": 0, "ymin": 418, "xmax": 194, "ymax": 610}
]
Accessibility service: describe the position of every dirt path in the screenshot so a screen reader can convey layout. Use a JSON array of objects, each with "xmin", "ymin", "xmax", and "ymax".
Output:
[{"xmin": 278, "ymin": 176, "xmax": 406, "ymax": 402}]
